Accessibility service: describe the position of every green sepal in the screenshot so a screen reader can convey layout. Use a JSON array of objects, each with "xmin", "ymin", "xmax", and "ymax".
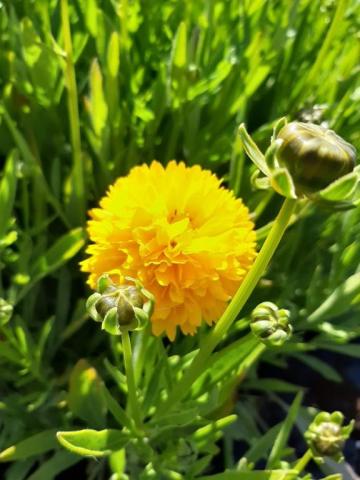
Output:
[
  {"xmin": 97, "ymin": 274, "xmax": 113, "ymax": 294},
  {"xmin": 102, "ymin": 307, "xmax": 121, "ymax": 335},
  {"xmin": 133, "ymin": 307, "xmax": 148, "ymax": 330},
  {"xmin": 238, "ymin": 124, "xmax": 271, "ymax": 176},
  {"xmin": 251, "ymin": 169, "xmax": 271, "ymax": 190},
  {"xmin": 143, "ymin": 298, "xmax": 155, "ymax": 318},
  {"xmin": 264, "ymin": 139, "xmax": 280, "ymax": 171},
  {"xmin": 318, "ymin": 165, "xmax": 360, "ymax": 202},
  {"xmin": 270, "ymin": 167, "xmax": 298, "ymax": 199},
  {"xmin": 86, "ymin": 292, "xmax": 103, "ymax": 322},
  {"xmin": 271, "ymin": 117, "xmax": 287, "ymax": 142}
]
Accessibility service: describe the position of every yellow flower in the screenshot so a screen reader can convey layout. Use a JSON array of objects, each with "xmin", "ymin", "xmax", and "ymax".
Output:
[{"xmin": 81, "ymin": 161, "xmax": 256, "ymax": 340}]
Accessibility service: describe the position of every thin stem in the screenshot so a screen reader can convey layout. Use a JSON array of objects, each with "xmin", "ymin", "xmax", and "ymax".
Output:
[
  {"xmin": 60, "ymin": 0, "xmax": 85, "ymax": 225},
  {"xmin": 122, "ymin": 330, "xmax": 143, "ymax": 429},
  {"xmin": 156, "ymin": 197, "xmax": 296, "ymax": 416},
  {"xmin": 293, "ymin": 449, "xmax": 312, "ymax": 475}
]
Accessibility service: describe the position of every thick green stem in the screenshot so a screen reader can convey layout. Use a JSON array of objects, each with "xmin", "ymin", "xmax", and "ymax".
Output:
[
  {"xmin": 60, "ymin": 0, "xmax": 85, "ymax": 224},
  {"xmin": 157, "ymin": 198, "xmax": 296, "ymax": 415},
  {"xmin": 122, "ymin": 330, "xmax": 143, "ymax": 429}
]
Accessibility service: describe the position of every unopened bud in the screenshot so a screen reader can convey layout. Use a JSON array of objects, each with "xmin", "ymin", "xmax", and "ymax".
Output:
[
  {"xmin": 305, "ymin": 411, "xmax": 354, "ymax": 463},
  {"xmin": 250, "ymin": 301, "xmax": 292, "ymax": 347},
  {"xmin": 276, "ymin": 122, "xmax": 356, "ymax": 194},
  {"xmin": 86, "ymin": 275, "xmax": 155, "ymax": 335}
]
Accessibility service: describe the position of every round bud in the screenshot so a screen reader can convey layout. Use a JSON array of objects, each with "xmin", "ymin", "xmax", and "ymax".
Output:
[
  {"xmin": 250, "ymin": 301, "xmax": 292, "ymax": 347},
  {"xmin": 94, "ymin": 285, "xmax": 118, "ymax": 318},
  {"xmin": 312, "ymin": 422, "xmax": 344, "ymax": 457},
  {"xmin": 116, "ymin": 286, "xmax": 144, "ymax": 328},
  {"xmin": 86, "ymin": 275, "xmax": 154, "ymax": 335},
  {"xmin": 305, "ymin": 411, "xmax": 354, "ymax": 463},
  {"xmin": 276, "ymin": 122, "xmax": 356, "ymax": 194}
]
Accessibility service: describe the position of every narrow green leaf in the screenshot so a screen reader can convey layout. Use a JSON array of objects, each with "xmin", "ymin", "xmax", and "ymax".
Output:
[
  {"xmin": 245, "ymin": 423, "xmax": 282, "ymax": 463},
  {"xmin": 308, "ymin": 272, "xmax": 360, "ymax": 323},
  {"xmin": 245, "ymin": 378, "xmax": 301, "ymax": 393},
  {"xmin": 200, "ymin": 470, "xmax": 297, "ymax": 480},
  {"xmin": 68, "ymin": 359, "xmax": 107, "ymax": 428},
  {"xmin": 291, "ymin": 353, "xmax": 342, "ymax": 382},
  {"xmin": 150, "ymin": 407, "xmax": 199, "ymax": 428},
  {"xmin": 0, "ymin": 150, "xmax": 17, "ymax": 239},
  {"xmin": 0, "ymin": 430, "xmax": 57, "ymax": 462},
  {"xmin": 89, "ymin": 59, "xmax": 108, "ymax": 136},
  {"xmin": 317, "ymin": 344, "xmax": 360, "ymax": 358},
  {"xmin": 1, "ymin": 107, "xmax": 69, "ymax": 226},
  {"xmin": 30, "ymin": 228, "xmax": 85, "ymax": 283},
  {"xmin": 20, "ymin": 18, "xmax": 59, "ymax": 106},
  {"xmin": 267, "ymin": 391, "xmax": 303, "ymax": 468},
  {"xmin": 4, "ymin": 458, "xmax": 35, "ymax": 480},
  {"xmin": 57, "ymin": 429, "xmax": 129, "ymax": 457},
  {"xmin": 107, "ymin": 32, "xmax": 120, "ymax": 78},
  {"xmin": 192, "ymin": 334, "xmax": 258, "ymax": 397},
  {"xmin": 172, "ymin": 21, "xmax": 187, "ymax": 69},
  {"xmin": 27, "ymin": 451, "xmax": 79, "ymax": 480},
  {"xmin": 193, "ymin": 415, "xmax": 237, "ymax": 442},
  {"xmin": 103, "ymin": 387, "xmax": 134, "ymax": 432},
  {"xmin": 80, "ymin": 0, "xmax": 98, "ymax": 36}
]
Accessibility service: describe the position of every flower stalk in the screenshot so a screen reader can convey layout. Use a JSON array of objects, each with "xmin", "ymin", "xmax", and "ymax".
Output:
[
  {"xmin": 122, "ymin": 330, "xmax": 143, "ymax": 430},
  {"xmin": 157, "ymin": 197, "xmax": 296, "ymax": 415}
]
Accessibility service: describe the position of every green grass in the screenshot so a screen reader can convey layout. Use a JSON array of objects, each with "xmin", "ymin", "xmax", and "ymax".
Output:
[{"xmin": 0, "ymin": 0, "xmax": 359, "ymax": 478}]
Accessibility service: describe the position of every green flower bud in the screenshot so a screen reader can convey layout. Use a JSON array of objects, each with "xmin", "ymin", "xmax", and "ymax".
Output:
[
  {"xmin": 250, "ymin": 301, "xmax": 292, "ymax": 347},
  {"xmin": 305, "ymin": 411, "xmax": 354, "ymax": 463},
  {"xmin": 86, "ymin": 275, "xmax": 155, "ymax": 335},
  {"xmin": 276, "ymin": 122, "xmax": 356, "ymax": 194}
]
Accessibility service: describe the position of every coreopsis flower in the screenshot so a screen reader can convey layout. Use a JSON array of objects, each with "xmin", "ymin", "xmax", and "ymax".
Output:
[{"xmin": 81, "ymin": 161, "xmax": 256, "ymax": 339}]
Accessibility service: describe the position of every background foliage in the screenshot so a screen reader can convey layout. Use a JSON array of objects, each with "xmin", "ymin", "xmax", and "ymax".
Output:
[{"xmin": 0, "ymin": 0, "xmax": 359, "ymax": 478}]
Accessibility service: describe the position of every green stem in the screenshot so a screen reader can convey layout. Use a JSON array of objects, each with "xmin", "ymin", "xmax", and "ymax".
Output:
[
  {"xmin": 156, "ymin": 197, "xmax": 296, "ymax": 416},
  {"xmin": 293, "ymin": 449, "xmax": 312, "ymax": 475},
  {"xmin": 60, "ymin": 0, "xmax": 85, "ymax": 225},
  {"xmin": 122, "ymin": 330, "xmax": 143, "ymax": 429}
]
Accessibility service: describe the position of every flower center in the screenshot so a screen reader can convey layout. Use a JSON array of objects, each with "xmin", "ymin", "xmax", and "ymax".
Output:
[{"xmin": 168, "ymin": 209, "xmax": 195, "ymax": 228}]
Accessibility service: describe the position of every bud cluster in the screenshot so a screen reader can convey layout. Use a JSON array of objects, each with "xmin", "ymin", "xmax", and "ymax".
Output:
[{"xmin": 250, "ymin": 301, "xmax": 292, "ymax": 347}]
